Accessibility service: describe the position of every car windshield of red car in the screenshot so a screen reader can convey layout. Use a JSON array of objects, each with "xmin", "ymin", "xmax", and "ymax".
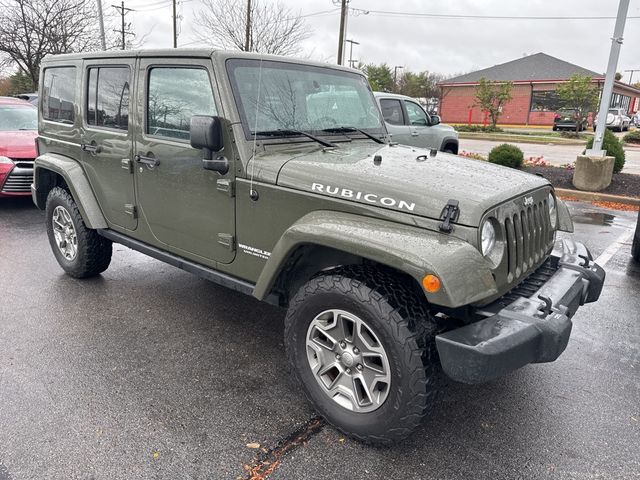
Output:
[{"xmin": 0, "ymin": 105, "xmax": 37, "ymax": 131}]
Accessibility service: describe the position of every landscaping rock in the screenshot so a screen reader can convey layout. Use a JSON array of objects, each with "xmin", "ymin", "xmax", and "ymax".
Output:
[{"xmin": 572, "ymin": 155, "xmax": 615, "ymax": 191}]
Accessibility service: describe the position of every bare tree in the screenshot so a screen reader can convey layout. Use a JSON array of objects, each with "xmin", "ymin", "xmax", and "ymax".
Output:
[
  {"xmin": 0, "ymin": 0, "xmax": 114, "ymax": 87},
  {"xmin": 193, "ymin": 0, "xmax": 310, "ymax": 56}
]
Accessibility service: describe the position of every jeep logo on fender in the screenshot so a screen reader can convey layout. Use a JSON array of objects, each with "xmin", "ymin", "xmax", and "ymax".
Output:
[{"xmin": 311, "ymin": 183, "xmax": 416, "ymax": 212}]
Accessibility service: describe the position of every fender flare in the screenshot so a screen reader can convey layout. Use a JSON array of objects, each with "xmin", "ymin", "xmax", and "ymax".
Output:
[
  {"xmin": 253, "ymin": 210, "xmax": 497, "ymax": 308},
  {"xmin": 33, "ymin": 153, "xmax": 107, "ymax": 229}
]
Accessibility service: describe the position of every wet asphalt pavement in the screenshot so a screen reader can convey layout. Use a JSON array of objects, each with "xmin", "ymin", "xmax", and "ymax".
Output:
[{"xmin": 0, "ymin": 197, "xmax": 638, "ymax": 480}]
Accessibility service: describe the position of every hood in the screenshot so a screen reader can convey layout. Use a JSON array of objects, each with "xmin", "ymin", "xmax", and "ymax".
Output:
[
  {"xmin": 0, "ymin": 131, "xmax": 38, "ymax": 158},
  {"xmin": 252, "ymin": 143, "xmax": 549, "ymax": 226}
]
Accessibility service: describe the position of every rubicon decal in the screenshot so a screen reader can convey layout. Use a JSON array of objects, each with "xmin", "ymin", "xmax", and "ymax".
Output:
[{"xmin": 311, "ymin": 183, "xmax": 416, "ymax": 212}]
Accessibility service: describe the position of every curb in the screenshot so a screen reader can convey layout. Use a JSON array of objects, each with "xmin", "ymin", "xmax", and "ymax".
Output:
[
  {"xmin": 555, "ymin": 188, "xmax": 640, "ymax": 207},
  {"xmin": 458, "ymin": 133, "xmax": 585, "ymax": 146}
]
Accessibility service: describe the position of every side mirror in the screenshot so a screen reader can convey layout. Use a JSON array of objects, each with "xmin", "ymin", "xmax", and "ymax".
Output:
[
  {"xmin": 430, "ymin": 115, "xmax": 441, "ymax": 126},
  {"xmin": 190, "ymin": 115, "xmax": 228, "ymax": 174}
]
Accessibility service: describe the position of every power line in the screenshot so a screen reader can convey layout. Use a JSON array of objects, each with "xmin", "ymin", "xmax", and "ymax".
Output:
[{"xmin": 350, "ymin": 8, "xmax": 640, "ymax": 20}]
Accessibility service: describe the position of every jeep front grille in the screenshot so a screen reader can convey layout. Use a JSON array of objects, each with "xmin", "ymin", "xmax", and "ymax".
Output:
[{"xmin": 504, "ymin": 199, "xmax": 554, "ymax": 283}]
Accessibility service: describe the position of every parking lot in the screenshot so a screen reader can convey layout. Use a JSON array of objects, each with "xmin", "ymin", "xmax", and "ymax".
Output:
[{"xmin": 0, "ymin": 197, "xmax": 638, "ymax": 480}]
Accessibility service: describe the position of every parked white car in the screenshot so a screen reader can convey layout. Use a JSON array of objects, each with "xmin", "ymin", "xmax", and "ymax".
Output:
[
  {"xmin": 594, "ymin": 108, "xmax": 631, "ymax": 132},
  {"xmin": 373, "ymin": 92, "xmax": 458, "ymax": 153}
]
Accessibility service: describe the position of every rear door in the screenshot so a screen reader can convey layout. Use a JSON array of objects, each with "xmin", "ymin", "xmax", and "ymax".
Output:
[
  {"xmin": 134, "ymin": 57, "xmax": 235, "ymax": 264},
  {"xmin": 379, "ymin": 98, "xmax": 412, "ymax": 145},
  {"xmin": 81, "ymin": 59, "xmax": 137, "ymax": 230}
]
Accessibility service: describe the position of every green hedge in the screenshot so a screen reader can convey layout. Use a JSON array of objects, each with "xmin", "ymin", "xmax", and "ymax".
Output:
[
  {"xmin": 585, "ymin": 129, "xmax": 625, "ymax": 173},
  {"xmin": 488, "ymin": 144, "xmax": 524, "ymax": 168},
  {"xmin": 623, "ymin": 130, "xmax": 640, "ymax": 145}
]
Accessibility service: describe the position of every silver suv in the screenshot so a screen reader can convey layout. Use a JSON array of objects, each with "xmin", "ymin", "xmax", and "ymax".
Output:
[
  {"xmin": 594, "ymin": 108, "xmax": 631, "ymax": 132},
  {"xmin": 374, "ymin": 92, "xmax": 458, "ymax": 153}
]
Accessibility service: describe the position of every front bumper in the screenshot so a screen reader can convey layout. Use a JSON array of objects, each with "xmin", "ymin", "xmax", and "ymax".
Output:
[{"xmin": 436, "ymin": 239, "xmax": 605, "ymax": 384}]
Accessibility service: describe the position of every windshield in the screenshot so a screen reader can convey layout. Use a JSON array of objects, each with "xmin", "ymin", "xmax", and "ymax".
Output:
[
  {"xmin": 226, "ymin": 59, "xmax": 384, "ymax": 139},
  {"xmin": 0, "ymin": 105, "xmax": 37, "ymax": 131}
]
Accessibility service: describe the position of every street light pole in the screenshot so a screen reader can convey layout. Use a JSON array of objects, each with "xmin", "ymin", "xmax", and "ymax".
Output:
[
  {"xmin": 624, "ymin": 69, "xmax": 640, "ymax": 85},
  {"xmin": 589, "ymin": 0, "xmax": 630, "ymax": 155},
  {"xmin": 346, "ymin": 39, "xmax": 359, "ymax": 68},
  {"xmin": 394, "ymin": 65, "xmax": 404, "ymax": 91}
]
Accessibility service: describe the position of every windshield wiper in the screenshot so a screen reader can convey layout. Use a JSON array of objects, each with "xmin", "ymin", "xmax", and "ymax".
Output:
[
  {"xmin": 254, "ymin": 129, "xmax": 337, "ymax": 148},
  {"xmin": 321, "ymin": 126, "xmax": 386, "ymax": 144}
]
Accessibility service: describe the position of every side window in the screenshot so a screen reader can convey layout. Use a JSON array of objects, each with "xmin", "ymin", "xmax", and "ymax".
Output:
[
  {"xmin": 147, "ymin": 67, "xmax": 217, "ymax": 140},
  {"xmin": 86, "ymin": 67, "xmax": 130, "ymax": 130},
  {"xmin": 42, "ymin": 67, "xmax": 76, "ymax": 124},
  {"xmin": 380, "ymin": 99, "xmax": 405, "ymax": 126},
  {"xmin": 405, "ymin": 101, "xmax": 429, "ymax": 126}
]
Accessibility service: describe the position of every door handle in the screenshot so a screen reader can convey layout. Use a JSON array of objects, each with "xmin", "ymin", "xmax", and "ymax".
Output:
[
  {"xmin": 134, "ymin": 154, "xmax": 160, "ymax": 167},
  {"xmin": 411, "ymin": 131, "xmax": 419, "ymax": 136},
  {"xmin": 81, "ymin": 143, "xmax": 102, "ymax": 153}
]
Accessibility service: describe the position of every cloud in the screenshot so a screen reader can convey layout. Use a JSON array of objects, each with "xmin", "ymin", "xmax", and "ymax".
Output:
[{"xmin": 127, "ymin": 0, "xmax": 640, "ymax": 81}]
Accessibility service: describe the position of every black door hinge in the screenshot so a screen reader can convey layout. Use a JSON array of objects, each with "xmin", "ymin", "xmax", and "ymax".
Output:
[
  {"xmin": 124, "ymin": 204, "xmax": 137, "ymax": 218},
  {"xmin": 439, "ymin": 199, "xmax": 460, "ymax": 233}
]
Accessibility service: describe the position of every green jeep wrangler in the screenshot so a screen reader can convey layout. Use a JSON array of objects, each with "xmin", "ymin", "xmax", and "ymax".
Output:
[{"xmin": 32, "ymin": 49, "xmax": 605, "ymax": 444}]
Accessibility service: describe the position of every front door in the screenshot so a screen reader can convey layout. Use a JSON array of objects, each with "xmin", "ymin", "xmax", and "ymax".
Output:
[
  {"xmin": 81, "ymin": 60, "xmax": 137, "ymax": 230},
  {"xmin": 403, "ymin": 100, "xmax": 437, "ymax": 150},
  {"xmin": 134, "ymin": 58, "xmax": 235, "ymax": 264}
]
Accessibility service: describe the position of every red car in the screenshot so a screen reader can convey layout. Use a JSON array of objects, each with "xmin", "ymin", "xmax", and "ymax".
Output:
[{"xmin": 0, "ymin": 97, "xmax": 38, "ymax": 197}]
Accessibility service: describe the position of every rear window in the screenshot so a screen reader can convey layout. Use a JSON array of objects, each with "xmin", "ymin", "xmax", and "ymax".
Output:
[{"xmin": 42, "ymin": 67, "xmax": 76, "ymax": 124}]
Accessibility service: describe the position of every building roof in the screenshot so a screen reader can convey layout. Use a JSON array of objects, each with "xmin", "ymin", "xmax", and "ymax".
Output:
[{"xmin": 441, "ymin": 52, "xmax": 604, "ymax": 85}]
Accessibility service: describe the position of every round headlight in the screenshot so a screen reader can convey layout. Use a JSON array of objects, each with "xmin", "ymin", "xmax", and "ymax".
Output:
[
  {"xmin": 548, "ymin": 192, "xmax": 557, "ymax": 228},
  {"xmin": 481, "ymin": 220, "xmax": 496, "ymax": 256}
]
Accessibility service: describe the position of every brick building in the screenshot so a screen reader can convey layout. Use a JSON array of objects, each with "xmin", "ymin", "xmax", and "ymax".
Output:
[{"xmin": 438, "ymin": 52, "xmax": 640, "ymax": 127}]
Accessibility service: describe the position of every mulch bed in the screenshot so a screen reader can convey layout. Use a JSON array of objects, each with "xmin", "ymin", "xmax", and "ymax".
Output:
[{"xmin": 523, "ymin": 166, "xmax": 640, "ymax": 199}]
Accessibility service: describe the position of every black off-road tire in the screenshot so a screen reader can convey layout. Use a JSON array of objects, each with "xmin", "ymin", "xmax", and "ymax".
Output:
[
  {"xmin": 284, "ymin": 266, "xmax": 443, "ymax": 445},
  {"xmin": 45, "ymin": 187, "xmax": 112, "ymax": 278}
]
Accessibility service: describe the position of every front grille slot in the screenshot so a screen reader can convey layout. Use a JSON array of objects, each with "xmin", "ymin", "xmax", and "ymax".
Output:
[
  {"xmin": 503, "ymin": 199, "xmax": 552, "ymax": 283},
  {"xmin": 2, "ymin": 172, "xmax": 33, "ymax": 193}
]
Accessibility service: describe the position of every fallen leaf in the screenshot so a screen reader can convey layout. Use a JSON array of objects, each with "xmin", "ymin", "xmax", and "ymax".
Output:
[{"xmin": 246, "ymin": 442, "xmax": 261, "ymax": 449}]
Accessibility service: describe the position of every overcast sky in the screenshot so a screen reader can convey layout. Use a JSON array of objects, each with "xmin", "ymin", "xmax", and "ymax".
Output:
[{"xmin": 123, "ymin": 0, "xmax": 640, "ymax": 82}]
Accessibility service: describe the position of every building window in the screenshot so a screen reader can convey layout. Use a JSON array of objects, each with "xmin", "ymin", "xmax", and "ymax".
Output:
[
  {"xmin": 610, "ymin": 93, "xmax": 630, "ymax": 112},
  {"xmin": 530, "ymin": 90, "xmax": 563, "ymax": 112},
  {"xmin": 42, "ymin": 67, "xmax": 76, "ymax": 124}
]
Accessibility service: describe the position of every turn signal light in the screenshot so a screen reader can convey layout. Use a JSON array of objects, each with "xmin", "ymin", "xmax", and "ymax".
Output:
[{"xmin": 422, "ymin": 274, "xmax": 441, "ymax": 293}]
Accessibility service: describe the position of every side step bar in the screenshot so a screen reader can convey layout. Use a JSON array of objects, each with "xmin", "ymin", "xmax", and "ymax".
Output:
[{"xmin": 97, "ymin": 229, "xmax": 281, "ymax": 306}]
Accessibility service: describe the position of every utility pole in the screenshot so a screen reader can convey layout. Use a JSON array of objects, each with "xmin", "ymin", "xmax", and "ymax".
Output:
[
  {"xmin": 172, "ymin": 0, "xmax": 177, "ymax": 48},
  {"xmin": 113, "ymin": 1, "xmax": 134, "ymax": 50},
  {"xmin": 96, "ymin": 0, "xmax": 106, "ymax": 50},
  {"xmin": 346, "ymin": 39, "xmax": 359, "ymax": 68},
  {"xmin": 336, "ymin": 0, "xmax": 348, "ymax": 65},
  {"xmin": 589, "ymin": 0, "xmax": 630, "ymax": 154},
  {"xmin": 244, "ymin": 0, "xmax": 251, "ymax": 51},
  {"xmin": 624, "ymin": 69, "xmax": 640, "ymax": 84}
]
